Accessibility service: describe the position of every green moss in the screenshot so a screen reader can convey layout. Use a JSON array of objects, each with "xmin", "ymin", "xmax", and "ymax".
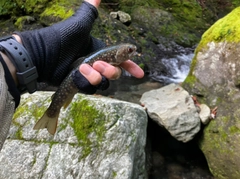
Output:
[
  {"xmin": 182, "ymin": 75, "xmax": 197, "ymax": 89},
  {"xmin": 14, "ymin": 16, "xmax": 35, "ymax": 30},
  {"xmin": 232, "ymin": 0, "xmax": 240, "ymax": 7},
  {"xmin": 112, "ymin": 171, "xmax": 117, "ymax": 178},
  {"xmin": 13, "ymin": 104, "xmax": 27, "ymax": 121},
  {"xmin": 199, "ymin": 6, "xmax": 240, "ymax": 49},
  {"xmin": 229, "ymin": 126, "xmax": 240, "ymax": 134},
  {"xmin": 15, "ymin": 128, "xmax": 23, "ymax": 139},
  {"xmin": 40, "ymin": 4, "xmax": 74, "ymax": 21},
  {"xmin": 70, "ymin": 98, "xmax": 106, "ymax": 158},
  {"xmin": 158, "ymin": 0, "xmax": 209, "ymax": 37},
  {"xmin": 30, "ymin": 105, "xmax": 47, "ymax": 121},
  {"xmin": 15, "ymin": 0, "xmax": 49, "ymax": 14},
  {"xmin": 119, "ymin": 0, "xmax": 160, "ymax": 13},
  {"xmin": 138, "ymin": 63, "xmax": 145, "ymax": 70}
]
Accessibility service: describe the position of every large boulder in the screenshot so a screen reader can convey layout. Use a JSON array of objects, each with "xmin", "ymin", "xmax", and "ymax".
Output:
[
  {"xmin": 183, "ymin": 7, "xmax": 240, "ymax": 179},
  {"xmin": 0, "ymin": 92, "xmax": 147, "ymax": 179}
]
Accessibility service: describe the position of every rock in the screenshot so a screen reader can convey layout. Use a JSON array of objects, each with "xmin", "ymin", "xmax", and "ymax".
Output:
[
  {"xmin": 110, "ymin": 11, "xmax": 118, "ymax": 19},
  {"xmin": 140, "ymin": 83, "xmax": 201, "ymax": 143},
  {"xmin": 199, "ymin": 104, "xmax": 211, "ymax": 125},
  {"xmin": 117, "ymin": 11, "xmax": 131, "ymax": 24},
  {"xmin": 0, "ymin": 92, "xmax": 148, "ymax": 179},
  {"xmin": 182, "ymin": 6, "xmax": 240, "ymax": 179},
  {"xmin": 110, "ymin": 11, "xmax": 131, "ymax": 25}
]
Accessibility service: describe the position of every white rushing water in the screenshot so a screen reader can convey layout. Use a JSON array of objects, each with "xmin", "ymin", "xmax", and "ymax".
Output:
[{"xmin": 151, "ymin": 53, "xmax": 194, "ymax": 83}]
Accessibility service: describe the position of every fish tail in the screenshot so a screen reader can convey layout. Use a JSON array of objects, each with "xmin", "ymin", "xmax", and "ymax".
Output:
[{"xmin": 33, "ymin": 112, "xmax": 59, "ymax": 135}]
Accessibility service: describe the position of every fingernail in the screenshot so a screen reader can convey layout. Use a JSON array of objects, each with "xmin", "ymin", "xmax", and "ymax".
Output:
[{"xmin": 80, "ymin": 65, "xmax": 92, "ymax": 76}]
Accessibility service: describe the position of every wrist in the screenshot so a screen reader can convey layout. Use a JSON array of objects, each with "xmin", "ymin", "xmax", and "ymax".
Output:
[
  {"xmin": 0, "ymin": 35, "xmax": 38, "ymax": 93},
  {"xmin": 0, "ymin": 35, "xmax": 23, "ymax": 85},
  {"xmin": 0, "ymin": 51, "xmax": 18, "ymax": 85}
]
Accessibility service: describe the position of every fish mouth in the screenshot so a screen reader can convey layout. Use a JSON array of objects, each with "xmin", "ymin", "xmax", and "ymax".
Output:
[{"xmin": 131, "ymin": 51, "xmax": 139, "ymax": 57}]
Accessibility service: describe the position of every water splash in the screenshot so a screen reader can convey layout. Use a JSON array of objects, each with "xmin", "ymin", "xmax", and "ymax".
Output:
[{"xmin": 151, "ymin": 53, "xmax": 194, "ymax": 83}]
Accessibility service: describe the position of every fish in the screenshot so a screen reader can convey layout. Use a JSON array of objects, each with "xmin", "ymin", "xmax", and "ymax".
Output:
[{"xmin": 33, "ymin": 43, "xmax": 137, "ymax": 135}]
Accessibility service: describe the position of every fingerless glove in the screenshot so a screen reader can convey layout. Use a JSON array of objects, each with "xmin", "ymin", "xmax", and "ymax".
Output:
[{"xmin": 15, "ymin": 1, "xmax": 105, "ymax": 87}]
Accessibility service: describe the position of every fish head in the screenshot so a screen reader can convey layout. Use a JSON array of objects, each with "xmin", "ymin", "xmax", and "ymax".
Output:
[{"xmin": 113, "ymin": 43, "xmax": 137, "ymax": 65}]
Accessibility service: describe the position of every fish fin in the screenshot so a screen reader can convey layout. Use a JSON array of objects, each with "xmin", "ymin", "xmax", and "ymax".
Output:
[
  {"xmin": 51, "ymin": 93, "xmax": 55, "ymax": 100},
  {"xmin": 33, "ymin": 112, "xmax": 59, "ymax": 135},
  {"xmin": 63, "ymin": 94, "xmax": 75, "ymax": 109}
]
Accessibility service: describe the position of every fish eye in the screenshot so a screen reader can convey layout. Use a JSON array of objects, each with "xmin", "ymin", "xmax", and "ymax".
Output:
[{"xmin": 128, "ymin": 46, "xmax": 134, "ymax": 53}]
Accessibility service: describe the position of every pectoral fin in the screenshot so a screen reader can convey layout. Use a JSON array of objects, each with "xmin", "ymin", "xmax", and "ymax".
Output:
[{"xmin": 63, "ymin": 94, "xmax": 75, "ymax": 109}]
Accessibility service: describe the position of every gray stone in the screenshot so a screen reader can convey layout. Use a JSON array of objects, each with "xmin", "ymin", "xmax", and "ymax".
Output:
[
  {"xmin": 110, "ymin": 11, "xmax": 131, "ymax": 24},
  {"xmin": 0, "ymin": 92, "xmax": 148, "ymax": 179},
  {"xmin": 140, "ymin": 83, "xmax": 201, "ymax": 142},
  {"xmin": 110, "ymin": 11, "xmax": 118, "ymax": 19},
  {"xmin": 199, "ymin": 104, "xmax": 211, "ymax": 125},
  {"xmin": 117, "ymin": 11, "xmax": 131, "ymax": 24}
]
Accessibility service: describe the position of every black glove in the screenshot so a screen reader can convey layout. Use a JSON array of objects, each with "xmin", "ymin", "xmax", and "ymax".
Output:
[{"xmin": 14, "ymin": 1, "xmax": 107, "ymax": 93}]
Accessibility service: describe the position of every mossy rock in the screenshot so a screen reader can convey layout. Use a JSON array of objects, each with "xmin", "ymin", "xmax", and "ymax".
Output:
[
  {"xmin": 14, "ymin": 16, "xmax": 36, "ymax": 30},
  {"xmin": 183, "ymin": 6, "xmax": 240, "ymax": 93},
  {"xmin": 131, "ymin": 6, "xmax": 199, "ymax": 46},
  {"xmin": 118, "ymin": 0, "xmax": 160, "ymax": 13},
  {"xmin": 182, "ymin": 7, "xmax": 240, "ymax": 179}
]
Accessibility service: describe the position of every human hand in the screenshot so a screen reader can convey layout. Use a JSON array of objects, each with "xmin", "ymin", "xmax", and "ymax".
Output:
[
  {"xmin": 80, "ymin": 60, "xmax": 144, "ymax": 86},
  {"xmin": 80, "ymin": 0, "xmax": 145, "ymax": 85}
]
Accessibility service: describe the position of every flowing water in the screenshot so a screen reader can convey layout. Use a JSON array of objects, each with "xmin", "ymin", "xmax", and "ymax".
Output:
[
  {"xmin": 97, "ymin": 51, "xmax": 194, "ymax": 103},
  {"xmin": 149, "ymin": 53, "xmax": 194, "ymax": 84}
]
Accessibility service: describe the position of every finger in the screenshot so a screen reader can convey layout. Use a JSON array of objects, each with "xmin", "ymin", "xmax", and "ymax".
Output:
[
  {"xmin": 120, "ymin": 60, "xmax": 144, "ymax": 78},
  {"xmin": 85, "ymin": 0, "xmax": 101, "ymax": 8},
  {"xmin": 79, "ymin": 64, "xmax": 102, "ymax": 85},
  {"xmin": 92, "ymin": 61, "xmax": 122, "ymax": 80}
]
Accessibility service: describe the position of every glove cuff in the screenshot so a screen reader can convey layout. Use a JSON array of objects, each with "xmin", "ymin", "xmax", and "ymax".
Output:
[{"xmin": 72, "ymin": 69, "xmax": 109, "ymax": 94}]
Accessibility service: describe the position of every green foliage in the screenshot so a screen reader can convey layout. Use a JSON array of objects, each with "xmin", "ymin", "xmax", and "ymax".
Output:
[{"xmin": 0, "ymin": 0, "xmax": 18, "ymax": 16}]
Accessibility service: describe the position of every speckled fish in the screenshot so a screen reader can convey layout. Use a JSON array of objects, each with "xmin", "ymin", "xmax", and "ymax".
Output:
[{"xmin": 33, "ymin": 43, "xmax": 137, "ymax": 135}]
